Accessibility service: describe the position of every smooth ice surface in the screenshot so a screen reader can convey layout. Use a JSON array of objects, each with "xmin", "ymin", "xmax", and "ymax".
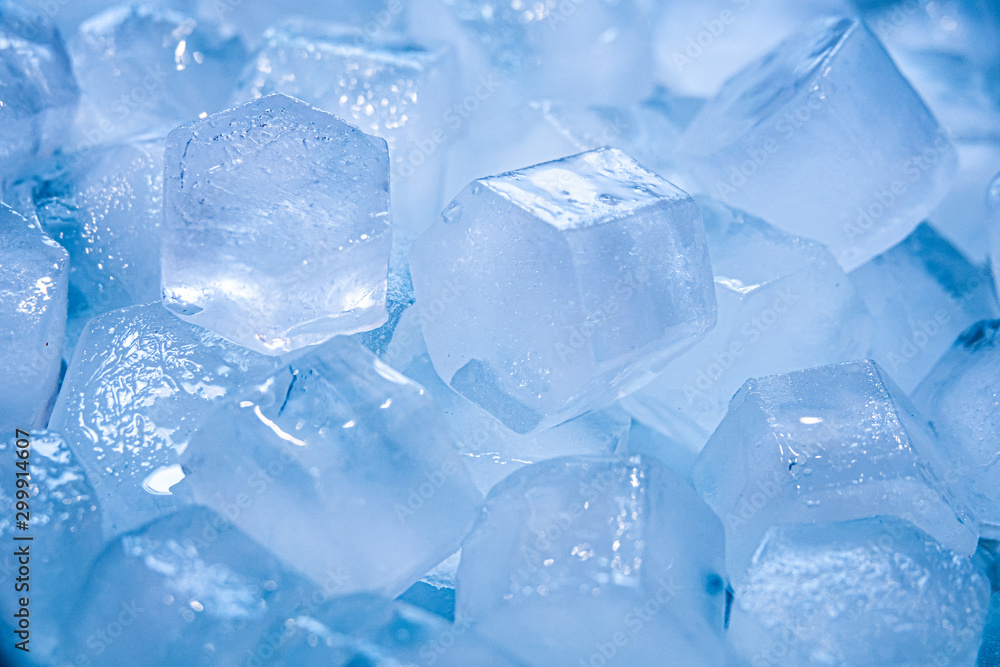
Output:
[
  {"xmin": 622, "ymin": 198, "xmax": 872, "ymax": 454},
  {"xmin": 66, "ymin": 507, "xmax": 315, "ymax": 666},
  {"xmin": 729, "ymin": 517, "xmax": 990, "ymax": 667},
  {"xmin": 162, "ymin": 93, "xmax": 392, "ymax": 354},
  {"xmin": 68, "ymin": 5, "xmax": 246, "ymax": 146},
  {"xmin": 677, "ymin": 17, "xmax": 956, "ymax": 271},
  {"xmin": 0, "ymin": 2, "xmax": 78, "ymax": 183},
  {"xmin": 913, "ymin": 320, "xmax": 1000, "ymax": 537},
  {"xmin": 851, "ymin": 222, "xmax": 998, "ymax": 392},
  {"xmin": 180, "ymin": 336, "xmax": 483, "ymax": 597},
  {"xmin": 0, "ymin": 431, "xmax": 102, "ymax": 662},
  {"xmin": 383, "ymin": 307, "xmax": 630, "ymax": 494},
  {"xmin": 457, "ymin": 455, "xmax": 730, "ymax": 666},
  {"xmin": 9, "ymin": 138, "xmax": 165, "ymax": 362},
  {"xmin": 47, "ymin": 302, "xmax": 282, "ymax": 537},
  {"xmin": 0, "ymin": 204, "xmax": 68, "ymax": 432},
  {"xmin": 235, "ymin": 21, "xmax": 458, "ymax": 233},
  {"xmin": 929, "ymin": 141, "xmax": 1000, "ymax": 264},
  {"xmin": 411, "ymin": 147, "xmax": 717, "ymax": 433},
  {"xmin": 692, "ymin": 359, "xmax": 978, "ymax": 583},
  {"xmin": 991, "ymin": 171, "xmax": 1000, "ymax": 296}
]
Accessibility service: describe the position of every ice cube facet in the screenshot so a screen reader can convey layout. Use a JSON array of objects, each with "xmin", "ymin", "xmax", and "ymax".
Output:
[
  {"xmin": 47, "ymin": 302, "xmax": 282, "ymax": 537},
  {"xmin": 180, "ymin": 336, "xmax": 483, "ymax": 597},
  {"xmin": 162, "ymin": 93, "xmax": 392, "ymax": 354},
  {"xmin": 0, "ymin": 204, "xmax": 68, "ymax": 432},
  {"xmin": 692, "ymin": 360, "xmax": 978, "ymax": 583},
  {"xmin": 410, "ymin": 147, "xmax": 717, "ymax": 433},
  {"xmin": 677, "ymin": 17, "xmax": 956, "ymax": 271}
]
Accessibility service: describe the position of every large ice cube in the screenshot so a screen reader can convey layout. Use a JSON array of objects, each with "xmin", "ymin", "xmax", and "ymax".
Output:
[
  {"xmin": 68, "ymin": 5, "xmax": 246, "ymax": 146},
  {"xmin": 64, "ymin": 507, "xmax": 315, "ymax": 666},
  {"xmin": 728, "ymin": 517, "xmax": 990, "ymax": 666},
  {"xmin": 621, "ymin": 198, "xmax": 872, "ymax": 454},
  {"xmin": 8, "ymin": 138, "xmax": 165, "ymax": 362},
  {"xmin": 692, "ymin": 360, "xmax": 978, "ymax": 583},
  {"xmin": 0, "ymin": 431, "xmax": 102, "ymax": 663},
  {"xmin": 913, "ymin": 320, "xmax": 1000, "ymax": 538},
  {"xmin": 180, "ymin": 336, "xmax": 483, "ymax": 597},
  {"xmin": 0, "ymin": 204, "xmax": 68, "ymax": 432},
  {"xmin": 162, "ymin": 93, "xmax": 392, "ymax": 354},
  {"xmin": 410, "ymin": 147, "xmax": 717, "ymax": 434},
  {"xmin": 234, "ymin": 21, "xmax": 458, "ymax": 233},
  {"xmin": 676, "ymin": 17, "xmax": 956, "ymax": 271},
  {"xmin": 47, "ymin": 302, "xmax": 282, "ymax": 537},
  {"xmin": 0, "ymin": 2, "xmax": 78, "ymax": 184},
  {"xmin": 850, "ymin": 222, "xmax": 998, "ymax": 392},
  {"xmin": 457, "ymin": 455, "xmax": 731, "ymax": 666}
]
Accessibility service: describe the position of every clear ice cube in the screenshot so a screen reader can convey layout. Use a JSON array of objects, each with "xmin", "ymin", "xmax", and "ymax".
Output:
[
  {"xmin": 162, "ymin": 93, "xmax": 392, "ymax": 354},
  {"xmin": 410, "ymin": 147, "xmax": 717, "ymax": 433},
  {"xmin": 180, "ymin": 336, "xmax": 483, "ymax": 597},
  {"xmin": 692, "ymin": 359, "xmax": 978, "ymax": 583},
  {"xmin": 47, "ymin": 302, "xmax": 282, "ymax": 537},
  {"xmin": 677, "ymin": 17, "xmax": 956, "ymax": 271}
]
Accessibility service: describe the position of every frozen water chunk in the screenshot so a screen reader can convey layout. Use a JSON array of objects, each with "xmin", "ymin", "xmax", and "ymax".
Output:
[
  {"xmin": 0, "ymin": 3, "xmax": 78, "ymax": 183},
  {"xmin": 162, "ymin": 93, "xmax": 392, "ymax": 354},
  {"xmin": 443, "ymin": 0, "xmax": 653, "ymax": 105},
  {"xmin": 728, "ymin": 517, "xmax": 990, "ymax": 667},
  {"xmin": 8, "ymin": 138, "xmax": 165, "ymax": 362},
  {"xmin": 180, "ymin": 336, "xmax": 482, "ymax": 597},
  {"xmin": 65, "ymin": 507, "xmax": 315, "ymax": 666},
  {"xmin": 47, "ymin": 303, "xmax": 282, "ymax": 537},
  {"xmin": 851, "ymin": 223, "xmax": 998, "ymax": 393},
  {"xmin": 262, "ymin": 596, "xmax": 523, "ymax": 666},
  {"xmin": 0, "ymin": 431, "xmax": 102, "ymax": 662},
  {"xmin": 929, "ymin": 141, "xmax": 1000, "ymax": 264},
  {"xmin": 913, "ymin": 320, "xmax": 1000, "ymax": 538},
  {"xmin": 0, "ymin": 204, "xmax": 68, "ymax": 432},
  {"xmin": 677, "ymin": 17, "xmax": 956, "ymax": 271},
  {"xmin": 622, "ymin": 198, "xmax": 872, "ymax": 455},
  {"xmin": 457, "ymin": 455, "xmax": 730, "ymax": 665},
  {"xmin": 68, "ymin": 5, "xmax": 246, "ymax": 146},
  {"xmin": 383, "ymin": 308, "xmax": 630, "ymax": 494},
  {"xmin": 981, "ymin": 591, "xmax": 1000, "ymax": 667},
  {"xmin": 411, "ymin": 147, "xmax": 717, "ymax": 434},
  {"xmin": 692, "ymin": 360, "xmax": 978, "ymax": 584},
  {"xmin": 235, "ymin": 21, "xmax": 458, "ymax": 233}
]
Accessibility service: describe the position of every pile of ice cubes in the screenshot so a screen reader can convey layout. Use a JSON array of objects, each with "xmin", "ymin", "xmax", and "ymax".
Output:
[{"xmin": 1, "ymin": 0, "xmax": 999, "ymax": 664}]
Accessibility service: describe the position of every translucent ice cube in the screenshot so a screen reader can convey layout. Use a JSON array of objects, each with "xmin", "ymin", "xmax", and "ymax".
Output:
[
  {"xmin": 410, "ymin": 147, "xmax": 717, "ymax": 433},
  {"xmin": 180, "ymin": 336, "xmax": 483, "ymax": 597},
  {"xmin": 677, "ymin": 17, "xmax": 956, "ymax": 271},
  {"xmin": 692, "ymin": 360, "xmax": 978, "ymax": 583},
  {"xmin": 162, "ymin": 93, "xmax": 392, "ymax": 354},
  {"xmin": 621, "ymin": 198, "xmax": 872, "ymax": 454},
  {"xmin": 0, "ymin": 204, "xmax": 68, "ymax": 432},
  {"xmin": 47, "ymin": 302, "xmax": 282, "ymax": 537},
  {"xmin": 928, "ymin": 141, "xmax": 1000, "ymax": 264},
  {"xmin": 850, "ymin": 223, "xmax": 998, "ymax": 392},
  {"xmin": 728, "ymin": 517, "xmax": 990, "ymax": 667},
  {"xmin": 457, "ymin": 455, "xmax": 731, "ymax": 666}
]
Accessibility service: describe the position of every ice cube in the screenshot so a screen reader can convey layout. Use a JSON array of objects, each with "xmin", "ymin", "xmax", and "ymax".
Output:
[
  {"xmin": 692, "ymin": 359, "xmax": 978, "ymax": 584},
  {"xmin": 47, "ymin": 302, "xmax": 282, "ymax": 537},
  {"xmin": 912, "ymin": 320, "xmax": 1000, "ymax": 538},
  {"xmin": 676, "ymin": 17, "xmax": 956, "ymax": 271},
  {"xmin": 621, "ymin": 198, "xmax": 872, "ymax": 455},
  {"xmin": 457, "ymin": 455, "xmax": 731, "ymax": 666},
  {"xmin": 410, "ymin": 147, "xmax": 717, "ymax": 433},
  {"xmin": 162, "ymin": 93, "xmax": 392, "ymax": 354},
  {"xmin": 180, "ymin": 336, "xmax": 483, "ymax": 597},
  {"xmin": 981, "ymin": 591, "xmax": 1000, "ymax": 667},
  {"xmin": 68, "ymin": 5, "xmax": 246, "ymax": 146},
  {"xmin": 0, "ymin": 204, "xmax": 68, "ymax": 432},
  {"xmin": 64, "ymin": 506, "xmax": 315, "ymax": 666},
  {"xmin": 0, "ymin": 2, "xmax": 78, "ymax": 184},
  {"xmin": 928, "ymin": 141, "xmax": 1000, "ymax": 264},
  {"xmin": 728, "ymin": 517, "xmax": 990, "ymax": 666},
  {"xmin": 0, "ymin": 431, "xmax": 102, "ymax": 663},
  {"xmin": 234, "ymin": 21, "xmax": 458, "ymax": 233},
  {"xmin": 850, "ymin": 223, "xmax": 998, "ymax": 392}
]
